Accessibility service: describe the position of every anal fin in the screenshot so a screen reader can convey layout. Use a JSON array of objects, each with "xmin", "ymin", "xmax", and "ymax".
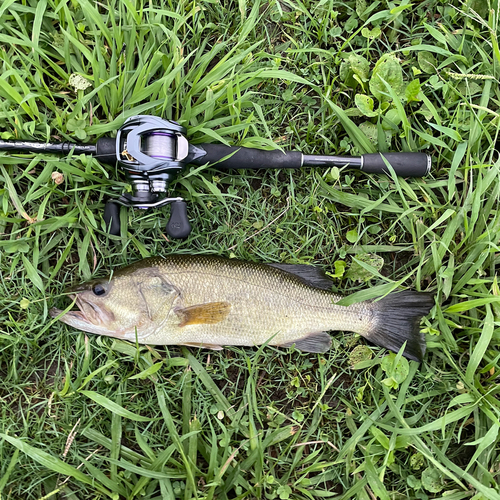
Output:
[
  {"xmin": 280, "ymin": 332, "xmax": 332, "ymax": 353},
  {"xmin": 176, "ymin": 301, "xmax": 231, "ymax": 327}
]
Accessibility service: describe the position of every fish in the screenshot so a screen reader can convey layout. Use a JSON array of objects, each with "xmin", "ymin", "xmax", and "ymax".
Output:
[{"xmin": 49, "ymin": 254, "xmax": 434, "ymax": 361}]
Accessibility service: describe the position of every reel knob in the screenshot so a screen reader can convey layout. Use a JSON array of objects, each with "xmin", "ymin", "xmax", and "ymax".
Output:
[
  {"xmin": 166, "ymin": 200, "xmax": 191, "ymax": 239},
  {"xmin": 103, "ymin": 201, "xmax": 121, "ymax": 236}
]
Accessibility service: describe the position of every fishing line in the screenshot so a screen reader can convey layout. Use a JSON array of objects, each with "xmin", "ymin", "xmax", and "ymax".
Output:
[{"xmin": 143, "ymin": 132, "xmax": 176, "ymax": 160}]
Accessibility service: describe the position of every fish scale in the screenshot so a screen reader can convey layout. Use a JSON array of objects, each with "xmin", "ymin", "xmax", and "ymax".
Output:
[{"xmin": 141, "ymin": 255, "xmax": 373, "ymax": 346}]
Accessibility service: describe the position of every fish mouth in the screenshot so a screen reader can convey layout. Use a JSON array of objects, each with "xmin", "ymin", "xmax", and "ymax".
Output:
[{"xmin": 50, "ymin": 293, "xmax": 118, "ymax": 337}]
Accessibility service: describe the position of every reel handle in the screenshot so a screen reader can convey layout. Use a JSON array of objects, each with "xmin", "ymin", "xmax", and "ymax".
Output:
[{"xmin": 103, "ymin": 199, "xmax": 191, "ymax": 239}]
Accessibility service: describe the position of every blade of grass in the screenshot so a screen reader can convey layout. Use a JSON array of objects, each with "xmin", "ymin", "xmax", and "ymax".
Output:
[
  {"xmin": 79, "ymin": 390, "xmax": 153, "ymax": 422},
  {"xmin": 465, "ymin": 305, "xmax": 494, "ymax": 384},
  {"xmin": 0, "ymin": 434, "xmax": 109, "ymax": 494}
]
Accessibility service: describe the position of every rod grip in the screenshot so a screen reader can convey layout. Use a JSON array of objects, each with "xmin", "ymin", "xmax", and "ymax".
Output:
[
  {"xmin": 361, "ymin": 152, "xmax": 431, "ymax": 177},
  {"xmin": 192, "ymin": 143, "xmax": 303, "ymax": 170}
]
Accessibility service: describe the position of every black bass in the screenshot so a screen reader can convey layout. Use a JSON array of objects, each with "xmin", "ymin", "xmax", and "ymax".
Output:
[{"xmin": 50, "ymin": 255, "xmax": 434, "ymax": 361}]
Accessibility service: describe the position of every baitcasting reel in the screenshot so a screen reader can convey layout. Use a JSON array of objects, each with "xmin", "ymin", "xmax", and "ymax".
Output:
[
  {"xmin": 98, "ymin": 116, "xmax": 207, "ymax": 238},
  {"xmin": 0, "ymin": 115, "xmax": 432, "ymax": 238}
]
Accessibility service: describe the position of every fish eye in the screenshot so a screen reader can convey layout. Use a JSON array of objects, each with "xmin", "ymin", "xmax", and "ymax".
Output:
[{"xmin": 92, "ymin": 283, "xmax": 107, "ymax": 296}]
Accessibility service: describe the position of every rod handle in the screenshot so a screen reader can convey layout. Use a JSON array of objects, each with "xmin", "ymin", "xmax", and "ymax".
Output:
[
  {"xmin": 192, "ymin": 144, "xmax": 303, "ymax": 170},
  {"xmin": 361, "ymin": 152, "xmax": 431, "ymax": 177}
]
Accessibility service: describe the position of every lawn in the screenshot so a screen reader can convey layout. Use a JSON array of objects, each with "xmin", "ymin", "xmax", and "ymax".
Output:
[{"xmin": 0, "ymin": 0, "xmax": 499, "ymax": 499}]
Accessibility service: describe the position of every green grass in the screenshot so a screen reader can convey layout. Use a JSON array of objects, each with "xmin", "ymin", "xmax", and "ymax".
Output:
[{"xmin": 1, "ymin": 0, "xmax": 500, "ymax": 498}]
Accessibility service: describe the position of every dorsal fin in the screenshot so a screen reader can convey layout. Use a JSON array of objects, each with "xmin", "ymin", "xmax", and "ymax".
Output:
[{"xmin": 267, "ymin": 263, "xmax": 334, "ymax": 290}]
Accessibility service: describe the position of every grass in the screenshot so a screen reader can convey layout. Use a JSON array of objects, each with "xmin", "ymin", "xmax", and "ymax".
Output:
[{"xmin": 1, "ymin": 0, "xmax": 500, "ymax": 498}]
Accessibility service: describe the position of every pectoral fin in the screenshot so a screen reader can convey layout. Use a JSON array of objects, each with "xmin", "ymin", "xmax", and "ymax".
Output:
[
  {"xmin": 280, "ymin": 332, "xmax": 332, "ymax": 353},
  {"xmin": 176, "ymin": 301, "xmax": 231, "ymax": 327}
]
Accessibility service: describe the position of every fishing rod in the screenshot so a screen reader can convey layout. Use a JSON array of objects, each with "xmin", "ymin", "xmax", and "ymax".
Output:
[{"xmin": 0, "ymin": 115, "xmax": 431, "ymax": 238}]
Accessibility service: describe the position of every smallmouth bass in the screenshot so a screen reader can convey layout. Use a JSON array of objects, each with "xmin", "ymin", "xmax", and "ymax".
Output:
[{"xmin": 50, "ymin": 254, "xmax": 434, "ymax": 361}]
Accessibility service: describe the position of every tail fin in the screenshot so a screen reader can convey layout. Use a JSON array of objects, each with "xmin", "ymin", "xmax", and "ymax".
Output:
[{"xmin": 366, "ymin": 291, "xmax": 434, "ymax": 361}]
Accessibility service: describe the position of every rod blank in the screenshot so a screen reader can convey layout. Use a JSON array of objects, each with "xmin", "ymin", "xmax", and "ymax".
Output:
[{"xmin": 0, "ymin": 139, "xmax": 96, "ymax": 156}]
